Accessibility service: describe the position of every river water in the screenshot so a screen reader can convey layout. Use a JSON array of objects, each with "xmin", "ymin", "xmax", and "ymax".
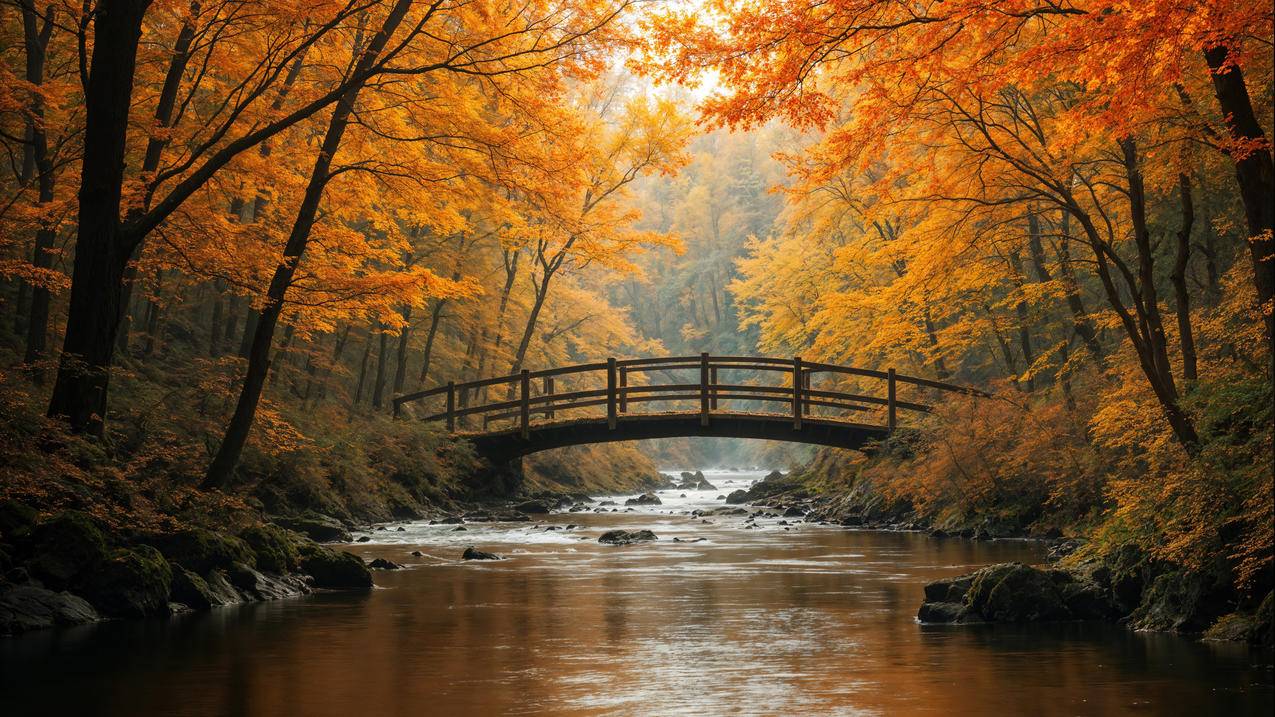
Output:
[{"xmin": 2, "ymin": 469, "xmax": 1271, "ymax": 716}]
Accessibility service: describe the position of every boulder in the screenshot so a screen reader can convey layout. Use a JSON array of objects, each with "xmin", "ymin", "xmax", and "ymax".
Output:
[
  {"xmin": 201, "ymin": 570, "xmax": 246, "ymax": 605},
  {"xmin": 296, "ymin": 544, "xmax": 373, "ymax": 588},
  {"xmin": 0, "ymin": 499, "xmax": 38, "ymax": 539},
  {"xmin": 273, "ymin": 513, "xmax": 352, "ymax": 543},
  {"xmin": 24, "ymin": 511, "xmax": 111, "ymax": 589},
  {"xmin": 80, "ymin": 545, "xmax": 173, "ymax": 618},
  {"xmin": 598, "ymin": 530, "xmax": 657, "ymax": 545},
  {"xmin": 151, "ymin": 528, "xmax": 258, "ymax": 573},
  {"xmin": 169, "ymin": 566, "xmax": 219, "ymax": 610},
  {"xmin": 694, "ymin": 506, "xmax": 748, "ymax": 517},
  {"xmin": 0, "ymin": 584, "xmax": 99, "ymax": 635},
  {"xmin": 917, "ymin": 601, "xmax": 969, "ymax": 623},
  {"xmin": 625, "ymin": 493, "xmax": 662, "ymax": 506},
  {"xmin": 724, "ymin": 490, "xmax": 749, "ymax": 504},
  {"xmin": 782, "ymin": 507, "xmax": 806, "ymax": 518},
  {"xmin": 514, "ymin": 500, "xmax": 552, "ymax": 514},
  {"xmin": 918, "ymin": 563, "xmax": 1121, "ymax": 625},
  {"xmin": 367, "ymin": 558, "xmax": 404, "ymax": 570},
  {"xmin": 240, "ymin": 524, "xmax": 300, "ymax": 573},
  {"xmin": 1129, "ymin": 567, "xmax": 1234, "ymax": 634},
  {"xmin": 461, "ymin": 547, "xmax": 502, "ymax": 561},
  {"xmin": 226, "ymin": 561, "xmax": 309, "ymax": 601}
]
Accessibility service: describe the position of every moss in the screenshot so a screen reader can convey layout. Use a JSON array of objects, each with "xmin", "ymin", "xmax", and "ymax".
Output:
[
  {"xmin": 965, "ymin": 563, "xmax": 1070, "ymax": 622},
  {"xmin": 168, "ymin": 565, "xmax": 217, "ymax": 610},
  {"xmin": 240, "ymin": 524, "xmax": 300, "ymax": 573},
  {"xmin": 149, "ymin": 528, "xmax": 256, "ymax": 573},
  {"xmin": 80, "ymin": 546, "xmax": 173, "ymax": 618},
  {"xmin": 296, "ymin": 543, "xmax": 372, "ymax": 588},
  {"xmin": 25, "ymin": 511, "xmax": 111, "ymax": 589}
]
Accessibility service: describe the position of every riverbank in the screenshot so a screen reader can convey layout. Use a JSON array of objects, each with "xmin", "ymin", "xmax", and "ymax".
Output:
[{"xmin": 722, "ymin": 466, "xmax": 1274, "ymax": 647}]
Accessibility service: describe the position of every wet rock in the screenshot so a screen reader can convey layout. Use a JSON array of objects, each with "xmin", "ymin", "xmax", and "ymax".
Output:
[
  {"xmin": 672, "ymin": 537, "xmax": 707, "ymax": 543},
  {"xmin": 514, "ymin": 500, "xmax": 552, "ymax": 514},
  {"xmin": 1129, "ymin": 567, "xmax": 1234, "ymax": 635},
  {"xmin": 839, "ymin": 515, "xmax": 864, "ymax": 527},
  {"xmin": 0, "ymin": 584, "xmax": 99, "ymax": 635},
  {"xmin": 356, "ymin": 536, "xmax": 372, "ymax": 543},
  {"xmin": 716, "ymin": 495, "xmax": 726, "ymax": 500},
  {"xmin": 273, "ymin": 513, "xmax": 352, "ymax": 543},
  {"xmin": 917, "ymin": 601, "xmax": 969, "ymax": 623},
  {"xmin": 169, "ymin": 566, "xmax": 219, "ymax": 610},
  {"xmin": 226, "ymin": 561, "xmax": 309, "ymax": 601},
  {"xmin": 695, "ymin": 506, "xmax": 748, "ymax": 517},
  {"xmin": 80, "ymin": 546, "xmax": 173, "ymax": 618},
  {"xmin": 625, "ymin": 493, "xmax": 662, "ymax": 506},
  {"xmin": 461, "ymin": 547, "xmax": 502, "ymax": 561},
  {"xmin": 782, "ymin": 507, "xmax": 805, "ymax": 518},
  {"xmin": 724, "ymin": 490, "xmax": 749, "ymax": 504},
  {"xmin": 0, "ymin": 499, "xmax": 38, "ymax": 539},
  {"xmin": 367, "ymin": 558, "xmax": 403, "ymax": 570},
  {"xmin": 440, "ymin": 516, "xmax": 466, "ymax": 524},
  {"xmin": 599, "ymin": 500, "xmax": 617, "ymax": 506},
  {"xmin": 598, "ymin": 530, "xmax": 657, "ymax": 545},
  {"xmin": 411, "ymin": 550, "xmax": 424, "ymax": 557},
  {"xmin": 202, "ymin": 569, "xmax": 246, "ymax": 606},
  {"xmin": 297, "ymin": 544, "xmax": 373, "ymax": 588},
  {"xmin": 452, "ymin": 526, "xmax": 467, "ymax": 532}
]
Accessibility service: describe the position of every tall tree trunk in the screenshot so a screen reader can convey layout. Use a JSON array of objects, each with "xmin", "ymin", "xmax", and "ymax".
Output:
[
  {"xmin": 204, "ymin": 0, "xmax": 413, "ymax": 488},
  {"xmin": 46, "ymin": 0, "xmax": 152, "ymax": 434},
  {"xmin": 391, "ymin": 306, "xmax": 412, "ymax": 396},
  {"xmin": 417, "ymin": 299, "xmax": 446, "ymax": 387},
  {"xmin": 1031, "ymin": 211, "xmax": 1106, "ymax": 369},
  {"xmin": 354, "ymin": 325, "xmax": 374, "ymax": 406},
  {"xmin": 1171, "ymin": 172, "xmax": 1198, "ymax": 383},
  {"xmin": 20, "ymin": 1, "xmax": 56, "ymax": 384},
  {"xmin": 209, "ymin": 279, "xmax": 225, "ymax": 357},
  {"xmin": 1007, "ymin": 248, "xmax": 1036, "ymax": 390},
  {"xmin": 371, "ymin": 324, "xmax": 389, "ymax": 410},
  {"xmin": 1203, "ymin": 46, "xmax": 1275, "ymax": 364}
]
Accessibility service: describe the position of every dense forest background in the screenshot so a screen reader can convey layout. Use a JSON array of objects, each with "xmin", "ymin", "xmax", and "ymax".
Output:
[{"xmin": 0, "ymin": 0, "xmax": 1271, "ymax": 633}]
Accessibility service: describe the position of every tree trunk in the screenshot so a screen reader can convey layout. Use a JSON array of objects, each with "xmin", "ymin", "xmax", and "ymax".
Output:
[
  {"xmin": 203, "ymin": 0, "xmax": 413, "ymax": 488},
  {"xmin": 46, "ymin": 0, "xmax": 152, "ymax": 434},
  {"xmin": 20, "ymin": 1, "xmax": 56, "ymax": 385},
  {"xmin": 371, "ymin": 324, "xmax": 389, "ymax": 410},
  {"xmin": 392, "ymin": 306, "xmax": 412, "ymax": 395},
  {"xmin": 1171, "ymin": 172, "xmax": 1198, "ymax": 382},
  {"xmin": 417, "ymin": 299, "xmax": 446, "ymax": 387},
  {"xmin": 1204, "ymin": 46, "xmax": 1275, "ymax": 363},
  {"xmin": 354, "ymin": 326, "xmax": 374, "ymax": 406}
]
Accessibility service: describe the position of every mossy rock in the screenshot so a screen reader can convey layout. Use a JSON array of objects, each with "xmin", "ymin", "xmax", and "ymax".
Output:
[
  {"xmin": 273, "ymin": 513, "xmax": 352, "ymax": 543},
  {"xmin": 296, "ymin": 543, "xmax": 372, "ymax": 588},
  {"xmin": 0, "ymin": 500, "xmax": 38, "ymax": 539},
  {"xmin": 150, "ymin": 528, "xmax": 256, "ymax": 574},
  {"xmin": 240, "ymin": 524, "xmax": 300, "ymax": 574},
  {"xmin": 1130, "ymin": 568, "xmax": 1235, "ymax": 634},
  {"xmin": 965, "ymin": 563, "xmax": 1071, "ymax": 623},
  {"xmin": 169, "ymin": 565, "xmax": 217, "ymax": 610},
  {"xmin": 24, "ymin": 511, "xmax": 111, "ymax": 589},
  {"xmin": 80, "ymin": 546, "xmax": 172, "ymax": 618}
]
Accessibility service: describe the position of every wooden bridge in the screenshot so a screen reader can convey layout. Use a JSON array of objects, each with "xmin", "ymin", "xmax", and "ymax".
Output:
[{"xmin": 392, "ymin": 354, "xmax": 985, "ymax": 463}]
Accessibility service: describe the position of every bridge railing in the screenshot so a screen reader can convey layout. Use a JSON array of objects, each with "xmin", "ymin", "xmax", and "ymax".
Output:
[{"xmin": 391, "ymin": 354, "xmax": 987, "ymax": 437}]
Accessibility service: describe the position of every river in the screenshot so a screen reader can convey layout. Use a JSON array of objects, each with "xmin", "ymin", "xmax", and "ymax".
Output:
[{"xmin": 1, "ymin": 469, "xmax": 1271, "ymax": 716}]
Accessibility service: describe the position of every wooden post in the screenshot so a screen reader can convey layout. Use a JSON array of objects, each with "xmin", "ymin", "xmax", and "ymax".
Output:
[
  {"xmin": 700, "ymin": 352, "xmax": 710, "ymax": 426},
  {"xmin": 710, "ymin": 366, "xmax": 718, "ymax": 410},
  {"xmin": 445, "ymin": 381, "xmax": 455, "ymax": 432},
  {"xmin": 792, "ymin": 356, "xmax": 803, "ymax": 430},
  {"xmin": 520, "ymin": 369, "xmax": 530, "ymax": 439},
  {"xmin": 607, "ymin": 358, "xmax": 618, "ymax": 429},
  {"xmin": 803, "ymin": 369, "xmax": 811, "ymax": 416},
  {"xmin": 887, "ymin": 367, "xmax": 897, "ymax": 432},
  {"xmin": 618, "ymin": 365, "xmax": 627, "ymax": 412},
  {"xmin": 543, "ymin": 375, "xmax": 554, "ymax": 420}
]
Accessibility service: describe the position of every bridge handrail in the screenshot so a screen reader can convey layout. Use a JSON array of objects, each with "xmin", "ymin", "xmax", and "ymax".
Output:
[{"xmin": 391, "ymin": 353, "xmax": 984, "ymax": 435}]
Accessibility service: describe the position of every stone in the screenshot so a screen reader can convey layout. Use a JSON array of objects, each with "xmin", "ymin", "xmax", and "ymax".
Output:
[
  {"xmin": 724, "ymin": 490, "xmax": 749, "ymax": 504},
  {"xmin": 964, "ymin": 563, "xmax": 1070, "ymax": 623},
  {"xmin": 917, "ymin": 601, "xmax": 969, "ymax": 623},
  {"xmin": 782, "ymin": 507, "xmax": 805, "ymax": 518},
  {"xmin": 0, "ymin": 584, "xmax": 99, "ymax": 635},
  {"xmin": 24, "ymin": 511, "xmax": 111, "ymax": 589},
  {"xmin": 297, "ymin": 544, "xmax": 373, "ymax": 588},
  {"xmin": 411, "ymin": 550, "xmax": 424, "ymax": 557},
  {"xmin": 514, "ymin": 500, "xmax": 552, "ymax": 514},
  {"xmin": 1129, "ymin": 567, "xmax": 1234, "ymax": 635},
  {"xmin": 169, "ymin": 566, "xmax": 218, "ymax": 610},
  {"xmin": 695, "ymin": 506, "xmax": 748, "ymax": 517},
  {"xmin": 273, "ymin": 513, "xmax": 353, "ymax": 543},
  {"xmin": 226, "ymin": 561, "xmax": 309, "ymax": 601},
  {"xmin": 80, "ymin": 546, "xmax": 173, "ymax": 618},
  {"xmin": 624, "ymin": 493, "xmax": 662, "ymax": 506},
  {"xmin": 356, "ymin": 536, "xmax": 371, "ymax": 542},
  {"xmin": 0, "ymin": 499, "xmax": 38, "ymax": 539},
  {"xmin": 201, "ymin": 569, "xmax": 245, "ymax": 605},
  {"xmin": 598, "ymin": 530, "xmax": 657, "ymax": 545},
  {"xmin": 240, "ymin": 524, "xmax": 300, "ymax": 574},
  {"xmin": 151, "ymin": 528, "xmax": 258, "ymax": 574},
  {"xmin": 367, "ymin": 558, "xmax": 403, "ymax": 570},
  {"xmin": 461, "ymin": 547, "xmax": 502, "ymax": 561}
]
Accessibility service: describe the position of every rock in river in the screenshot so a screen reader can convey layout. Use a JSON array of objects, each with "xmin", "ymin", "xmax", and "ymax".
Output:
[
  {"xmin": 598, "ymin": 530, "xmax": 657, "ymax": 545},
  {"xmin": 514, "ymin": 500, "xmax": 552, "ymax": 514},
  {"xmin": 724, "ymin": 490, "xmax": 749, "ymax": 504},
  {"xmin": 462, "ymin": 547, "xmax": 502, "ymax": 561},
  {"xmin": 367, "ymin": 558, "xmax": 404, "ymax": 570},
  {"xmin": 624, "ymin": 493, "xmax": 662, "ymax": 506}
]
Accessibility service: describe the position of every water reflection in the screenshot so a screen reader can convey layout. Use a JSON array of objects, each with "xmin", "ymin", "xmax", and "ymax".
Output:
[{"xmin": 2, "ymin": 470, "xmax": 1271, "ymax": 716}]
